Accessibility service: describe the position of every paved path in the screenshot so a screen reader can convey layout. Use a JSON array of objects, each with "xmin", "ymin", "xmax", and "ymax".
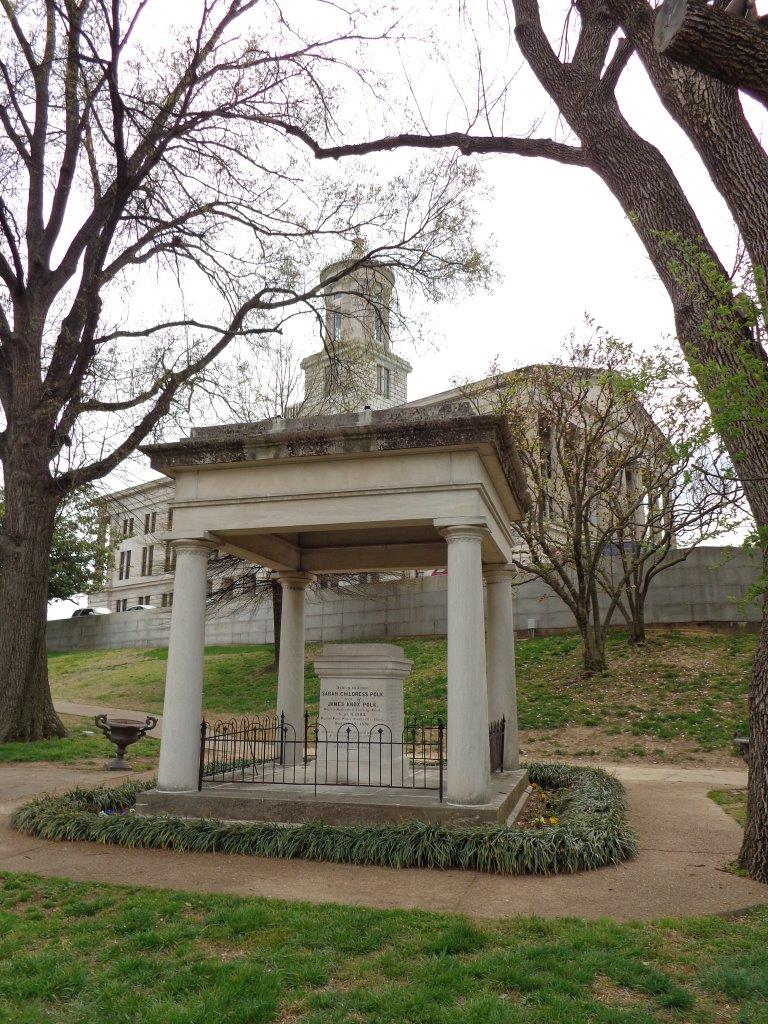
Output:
[
  {"xmin": 1, "ymin": 760, "xmax": 766, "ymax": 920},
  {"xmin": 56, "ymin": 701, "xmax": 163, "ymax": 736}
]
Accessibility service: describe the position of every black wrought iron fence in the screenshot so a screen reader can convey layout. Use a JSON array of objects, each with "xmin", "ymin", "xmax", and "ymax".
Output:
[
  {"xmin": 199, "ymin": 711, "xmax": 507, "ymax": 800},
  {"xmin": 199, "ymin": 712, "xmax": 446, "ymax": 799},
  {"xmin": 489, "ymin": 716, "xmax": 506, "ymax": 774}
]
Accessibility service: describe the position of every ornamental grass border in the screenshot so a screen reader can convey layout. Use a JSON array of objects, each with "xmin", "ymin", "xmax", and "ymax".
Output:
[{"xmin": 10, "ymin": 762, "xmax": 636, "ymax": 875}]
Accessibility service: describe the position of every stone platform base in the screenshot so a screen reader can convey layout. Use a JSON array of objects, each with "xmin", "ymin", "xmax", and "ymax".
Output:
[{"xmin": 136, "ymin": 770, "xmax": 528, "ymax": 827}]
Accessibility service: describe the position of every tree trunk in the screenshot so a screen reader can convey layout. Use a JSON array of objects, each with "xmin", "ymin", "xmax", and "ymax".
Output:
[
  {"xmin": 271, "ymin": 576, "xmax": 283, "ymax": 667},
  {"xmin": 582, "ymin": 625, "xmax": 607, "ymax": 673},
  {"xmin": 578, "ymin": 598, "xmax": 607, "ymax": 673},
  {"xmin": 739, "ymin": 549, "xmax": 768, "ymax": 882},
  {"xmin": 628, "ymin": 612, "xmax": 645, "ymax": 646},
  {"xmin": 0, "ymin": 458, "xmax": 65, "ymax": 742},
  {"xmin": 654, "ymin": 0, "xmax": 768, "ymax": 106},
  {"xmin": 627, "ymin": 588, "xmax": 646, "ymax": 646}
]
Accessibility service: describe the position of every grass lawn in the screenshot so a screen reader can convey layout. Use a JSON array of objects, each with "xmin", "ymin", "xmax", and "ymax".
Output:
[
  {"xmin": 0, "ymin": 715, "xmax": 159, "ymax": 769},
  {"xmin": 1, "ymin": 872, "xmax": 767, "ymax": 1024},
  {"xmin": 709, "ymin": 789, "xmax": 748, "ymax": 827},
  {"xmin": 46, "ymin": 628, "xmax": 752, "ymax": 764}
]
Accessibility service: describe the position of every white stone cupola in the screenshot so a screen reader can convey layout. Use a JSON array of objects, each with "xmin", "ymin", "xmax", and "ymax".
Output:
[{"xmin": 300, "ymin": 239, "xmax": 412, "ymax": 414}]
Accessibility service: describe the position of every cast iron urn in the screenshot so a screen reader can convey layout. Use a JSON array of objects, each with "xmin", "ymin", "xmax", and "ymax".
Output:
[{"xmin": 95, "ymin": 714, "xmax": 158, "ymax": 770}]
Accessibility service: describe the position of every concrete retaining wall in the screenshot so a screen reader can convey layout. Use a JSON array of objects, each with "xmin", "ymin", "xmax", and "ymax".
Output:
[{"xmin": 46, "ymin": 546, "xmax": 762, "ymax": 653}]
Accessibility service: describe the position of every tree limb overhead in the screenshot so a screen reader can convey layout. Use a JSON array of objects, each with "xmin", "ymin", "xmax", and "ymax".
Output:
[{"xmin": 654, "ymin": 0, "xmax": 768, "ymax": 105}]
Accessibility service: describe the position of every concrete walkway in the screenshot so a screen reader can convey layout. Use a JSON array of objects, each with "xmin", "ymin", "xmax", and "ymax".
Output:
[
  {"xmin": 56, "ymin": 701, "xmax": 163, "ymax": 736},
  {"xmin": 1, "ymin": 760, "xmax": 766, "ymax": 920},
  {"xmin": 58, "ymin": 700, "xmax": 163, "ymax": 733}
]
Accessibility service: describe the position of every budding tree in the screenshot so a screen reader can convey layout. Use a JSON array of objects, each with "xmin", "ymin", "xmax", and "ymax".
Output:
[{"xmin": 461, "ymin": 333, "xmax": 742, "ymax": 672}]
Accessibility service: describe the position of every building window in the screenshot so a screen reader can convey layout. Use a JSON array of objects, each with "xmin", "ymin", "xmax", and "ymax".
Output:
[
  {"xmin": 374, "ymin": 306, "xmax": 385, "ymax": 344},
  {"xmin": 144, "ymin": 511, "xmax": 157, "ymax": 534},
  {"xmin": 376, "ymin": 364, "xmax": 391, "ymax": 398},
  {"xmin": 161, "ymin": 591, "xmax": 174, "ymax": 608},
  {"xmin": 143, "ymin": 595, "xmax": 151, "ymax": 606},
  {"xmin": 332, "ymin": 310, "xmax": 342, "ymax": 343},
  {"xmin": 116, "ymin": 598, "xmax": 128, "ymax": 612},
  {"xmin": 121, "ymin": 517, "xmax": 134, "ymax": 537},
  {"xmin": 164, "ymin": 542, "xmax": 176, "ymax": 573},
  {"xmin": 167, "ymin": 507, "xmax": 174, "ymax": 530},
  {"xmin": 141, "ymin": 545, "xmax": 154, "ymax": 577},
  {"xmin": 118, "ymin": 549, "xmax": 131, "ymax": 580}
]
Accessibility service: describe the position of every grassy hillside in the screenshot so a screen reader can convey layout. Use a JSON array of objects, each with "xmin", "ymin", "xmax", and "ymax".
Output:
[
  {"xmin": 0, "ymin": 715, "xmax": 160, "ymax": 768},
  {"xmin": 45, "ymin": 628, "xmax": 753, "ymax": 765}
]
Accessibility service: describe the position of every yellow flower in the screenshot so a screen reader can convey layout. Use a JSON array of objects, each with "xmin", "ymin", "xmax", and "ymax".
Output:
[{"xmin": 549, "ymin": 816, "xmax": 558, "ymax": 825}]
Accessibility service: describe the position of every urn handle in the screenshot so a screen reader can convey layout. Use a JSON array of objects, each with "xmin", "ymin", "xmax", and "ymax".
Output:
[{"xmin": 138, "ymin": 715, "xmax": 159, "ymax": 738}]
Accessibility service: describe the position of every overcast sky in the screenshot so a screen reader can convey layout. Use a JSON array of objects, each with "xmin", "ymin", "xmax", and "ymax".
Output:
[
  {"xmin": 108, "ymin": 0, "xmax": 767, "ymax": 472},
  {"xmin": 49, "ymin": 0, "xmax": 768, "ymax": 614}
]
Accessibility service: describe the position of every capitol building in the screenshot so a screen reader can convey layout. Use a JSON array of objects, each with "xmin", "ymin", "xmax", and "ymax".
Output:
[{"xmin": 93, "ymin": 248, "xmax": 429, "ymax": 612}]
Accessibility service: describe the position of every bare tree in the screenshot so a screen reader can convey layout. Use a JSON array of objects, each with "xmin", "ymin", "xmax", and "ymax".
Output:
[
  {"xmin": 204, "ymin": 556, "xmax": 379, "ymax": 669},
  {"xmin": 263, "ymin": 0, "xmax": 768, "ymax": 883},
  {"xmin": 461, "ymin": 334, "xmax": 741, "ymax": 671},
  {"xmin": 208, "ymin": 337, "xmax": 308, "ymax": 424},
  {"xmin": 0, "ymin": 0, "xmax": 489, "ymax": 741},
  {"xmin": 598, "ymin": 381, "xmax": 743, "ymax": 647}
]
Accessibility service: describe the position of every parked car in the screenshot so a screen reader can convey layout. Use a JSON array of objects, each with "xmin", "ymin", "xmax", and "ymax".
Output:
[
  {"xmin": 126, "ymin": 604, "xmax": 158, "ymax": 612},
  {"xmin": 71, "ymin": 606, "xmax": 111, "ymax": 617}
]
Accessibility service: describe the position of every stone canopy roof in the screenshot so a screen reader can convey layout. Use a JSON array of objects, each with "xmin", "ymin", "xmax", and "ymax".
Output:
[{"xmin": 140, "ymin": 402, "xmax": 532, "ymax": 515}]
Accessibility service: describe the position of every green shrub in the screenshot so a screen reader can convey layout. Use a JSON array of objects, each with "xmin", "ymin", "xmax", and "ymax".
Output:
[{"xmin": 10, "ymin": 763, "xmax": 636, "ymax": 875}]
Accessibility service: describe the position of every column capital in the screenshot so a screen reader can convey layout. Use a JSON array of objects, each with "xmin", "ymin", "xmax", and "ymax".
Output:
[
  {"xmin": 277, "ymin": 570, "xmax": 316, "ymax": 591},
  {"xmin": 171, "ymin": 538, "xmax": 213, "ymax": 560},
  {"xmin": 436, "ymin": 523, "xmax": 489, "ymax": 545},
  {"xmin": 483, "ymin": 564, "xmax": 517, "ymax": 584}
]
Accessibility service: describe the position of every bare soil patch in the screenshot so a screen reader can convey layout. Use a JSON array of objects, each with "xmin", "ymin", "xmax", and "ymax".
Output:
[{"xmin": 520, "ymin": 725, "xmax": 745, "ymax": 769}]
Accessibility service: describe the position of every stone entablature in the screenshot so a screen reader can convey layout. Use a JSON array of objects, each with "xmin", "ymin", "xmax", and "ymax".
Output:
[
  {"xmin": 141, "ymin": 404, "xmax": 531, "ymax": 580},
  {"xmin": 147, "ymin": 402, "xmax": 530, "ymax": 514}
]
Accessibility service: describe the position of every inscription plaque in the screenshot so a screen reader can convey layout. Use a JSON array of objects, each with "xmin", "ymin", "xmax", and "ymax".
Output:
[{"xmin": 313, "ymin": 643, "xmax": 413, "ymax": 785}]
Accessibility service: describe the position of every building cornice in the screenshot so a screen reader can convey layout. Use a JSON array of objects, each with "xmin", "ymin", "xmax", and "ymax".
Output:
[{"xmin": 140, "ymin": 403, "xmax": 532, "ymax": 514}]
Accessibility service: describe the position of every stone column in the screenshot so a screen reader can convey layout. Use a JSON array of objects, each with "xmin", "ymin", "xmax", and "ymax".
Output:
[
  {"xmin": 484, "ymin": 566, "xmax": 519, "ymax": 770},
  {"xmin": 157, "ymin": 540, "xmax": 211, "ymax": 793},
  {"xmin": 439, "ymin": 525, "xmax": 491, "ymax": 805},
  {"xmin": 276, "ymin": 570, "xmax": 315, "ymax": 763}
]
